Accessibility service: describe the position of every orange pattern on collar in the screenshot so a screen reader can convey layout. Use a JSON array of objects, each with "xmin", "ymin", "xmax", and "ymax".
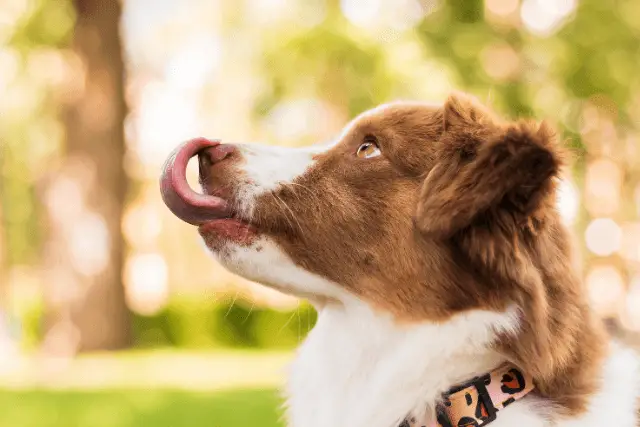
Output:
[{"xmin": 401, "ymin": 364, "xmax": 535, "ymax": 427}]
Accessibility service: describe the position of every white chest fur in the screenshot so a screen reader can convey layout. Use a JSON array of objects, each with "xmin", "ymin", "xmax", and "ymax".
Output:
[
  {"xmin": 284, "ymin": 303, "xmax": 517, "ymax": 427},
  {"xmin": 283, "ymin": 303, "xmax": 640, "ymax": 427}
]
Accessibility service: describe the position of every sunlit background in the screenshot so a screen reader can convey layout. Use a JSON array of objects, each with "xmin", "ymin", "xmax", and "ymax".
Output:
[{"xmin": 1, "ymin": 0, "xmax": 639, "ymax": 426}]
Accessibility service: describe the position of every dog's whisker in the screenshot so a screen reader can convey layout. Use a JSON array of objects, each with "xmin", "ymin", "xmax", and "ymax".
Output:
[
  {"xmin": 224, "ymin": 291, "xmax": 239, "ymax": 319},
  {"xmin": 277, "ymin": 311, "xmax": 297, "ymax": 337},
  {"xmin": 268, "ymin": 191, "xmax": 295, "ymax": 231},
  {"xmin": 241, "ymin": 301, "xmax": 255, "ymax": 325},
  {"xmin": 287, "ymin": 182, "xmax": 321, "ymax": 205},
  {"xmin": 296, "ymin": 305, "xmax": 301, "ymax": 344},
  {"xmin": 274, "ymin": 191, "xmax": 304, "ymax": 234}
]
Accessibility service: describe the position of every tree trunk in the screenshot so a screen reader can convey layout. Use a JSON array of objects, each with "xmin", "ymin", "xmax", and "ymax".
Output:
[{"xmin": 42, "ymin": 0, "xmax": 130, "ymax": 353}]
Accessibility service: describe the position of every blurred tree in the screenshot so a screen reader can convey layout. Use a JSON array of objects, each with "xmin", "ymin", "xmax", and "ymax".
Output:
[
  {"xmin": 41, "ymin": 0, "xmax": 130, "ymax": 352},
  {"xmin": 255, "ymin": 0, "xmax": 394, "ymax": 132},
  {"xmin": 417, "ymin": 0, "xmax": 640, "ymax": 135}
]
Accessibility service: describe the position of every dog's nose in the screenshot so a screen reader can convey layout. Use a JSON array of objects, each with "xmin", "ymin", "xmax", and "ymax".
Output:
[{"xmin": 198, "ymin": 143, "xmax": 237, "ymax": 179}]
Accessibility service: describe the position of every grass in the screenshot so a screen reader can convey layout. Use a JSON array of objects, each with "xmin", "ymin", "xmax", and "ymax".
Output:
[
  {"xmin": 0, "ymin": 350, "xmax": 291, "ymax": 427},
  {"xmin": 0, "ymin": 388, "xmax": 283, "ymax": 427}
]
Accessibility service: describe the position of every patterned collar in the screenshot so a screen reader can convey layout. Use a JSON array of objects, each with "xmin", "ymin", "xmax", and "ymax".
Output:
[{"xmin": 400, "ymin": 364, "xmax": 535, "ymax": 427}]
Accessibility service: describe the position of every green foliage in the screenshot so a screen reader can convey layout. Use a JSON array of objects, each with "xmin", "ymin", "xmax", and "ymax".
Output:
[
  {"xmin": 9, "ymin": 0, "xmax": 75, "ymax": 51},
  {"xmin": 415, "ymin": 0, "xmax": 640, "ymax": 128},
  {"xmin": 257, "ymin": 16, "xmax": 394, "ymax": 119},
  {"xmin": 1, "ymin": 0, "xmax": 75, "ymax": 266},
  {"xmin": 18, "ymin": 292, "xmax": 316, "ymax": 351},
  {"xmin": 559, "ymin": 1, "xmax": 640, "ymax": 106},
  {"xmin": 212, "ymin": 301, "xmax": 257, "ymax": 347},
  {"xmin": 0, "ymin": 148, "xmax": 41, "ymax": 265},
  {"xmin": 252, "ymin": 304, "xmax": 318, "ymax": 349},
  {"xmin": 450, "ymin": 0, "xmax": 484, "ymax": 23},
  {"xmin": 18, "ymin": 296, "xmax": 44, "ymax": 350},
  {"xmin": 418, "ymin": 3, "xmax": 531, "ymax": 117},
  {"xmin": 132, "ymin": 296, "xmax": 317, "ymax": 350}
]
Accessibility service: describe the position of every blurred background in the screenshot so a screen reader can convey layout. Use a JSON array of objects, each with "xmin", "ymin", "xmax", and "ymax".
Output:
[{"xmin": 0, "ymin": 0, "xmax": 639, "ymax": 425}]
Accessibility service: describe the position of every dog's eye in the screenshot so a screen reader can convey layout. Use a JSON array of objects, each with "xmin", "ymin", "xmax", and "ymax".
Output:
[{"xmin": 356, "ymin": 138, "xmax": 381, "ymax": 159}]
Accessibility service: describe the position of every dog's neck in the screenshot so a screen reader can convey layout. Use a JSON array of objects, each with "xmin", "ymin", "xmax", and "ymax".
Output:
[{"xmin": 284, "ymin": 300, "xmax": 520, "ymax": 427}]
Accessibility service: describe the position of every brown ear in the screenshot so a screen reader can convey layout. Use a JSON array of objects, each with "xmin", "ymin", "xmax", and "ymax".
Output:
[
  {"xmin": 415, "ymin": 94, "xmax": 563, "ymax": 238},
  {"xmin": 442, "ymin": 92, "xmax": 499, "ymax": 133},
  {"xmin": 431, "ymin": 93, "xmax": 502, "ymax": 169}
]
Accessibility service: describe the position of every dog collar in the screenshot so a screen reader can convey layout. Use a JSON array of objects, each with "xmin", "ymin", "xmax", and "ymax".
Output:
[{"xmin": 400, "ymin": 364, "xmax": 535, "ymax": 427}]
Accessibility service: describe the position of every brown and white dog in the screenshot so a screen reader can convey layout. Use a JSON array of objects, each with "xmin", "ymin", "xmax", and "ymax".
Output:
[{"xmin": 160, "ymin": 93, "xmax": 640, "ymax": 427}]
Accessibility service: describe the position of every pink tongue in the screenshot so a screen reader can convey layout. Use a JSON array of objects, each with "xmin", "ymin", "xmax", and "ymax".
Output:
[{"xmin": 159, "ymin": 138, "xmax": 230, "ymax": 225}]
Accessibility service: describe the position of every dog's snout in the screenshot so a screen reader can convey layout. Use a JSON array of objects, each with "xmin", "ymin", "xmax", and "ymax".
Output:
[
  {"xmin": 198, "ymin": 144, "xmax": 237, "ymax": 179},
  {"xmin": 199, "ymin": 144, "xmax": 237, "ymax": 166}
]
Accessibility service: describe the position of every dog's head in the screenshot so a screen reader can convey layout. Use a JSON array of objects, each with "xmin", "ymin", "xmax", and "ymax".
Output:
[
  {"xmin": 161, "ymin": 92, "xmax": 604, "ymax": 409},
  {"xmin": 162, "ymin": 93, "xmax": 547, "ymax": 315}
]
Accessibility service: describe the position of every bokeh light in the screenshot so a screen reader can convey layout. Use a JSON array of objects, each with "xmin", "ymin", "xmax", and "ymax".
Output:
[
  {"xmin": 585, "ymin": 218, "xmax": 622, "ymax": 257},
  {"xmin": 481, "ymin": 43, "xmax": 521, "ymax": 81},
  {"xmin": 520, "ymin": 0, "xmax": 577, "ymax": 36},
  {"xmin": 619, "ymin": 222, "xmax": 640, "ymax": 262},
  {"xmin": 557, "ymin": 178, "xmax": 580, "ymax": 225},
  {"xmin": 124, "ymin": 253, "xmax": 169, "ymax": 316},
  {"xmin": 585, "ymin": 158, "xmax": 622, "ymax": 216},
  {"xmin": 340, "ymin": 0, "xmax": 432, "ymax": 31},
  {"xmin": 586, "ymin": 264, "xmax": 625, "ymax": 317},
  {"xmin": 485, "ymin": 0, "xmax": 520, "ymax": 17}
]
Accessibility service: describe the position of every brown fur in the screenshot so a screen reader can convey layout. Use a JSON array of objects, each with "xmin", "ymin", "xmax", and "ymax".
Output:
[{"xmin": 201, "ymin": 92, "xmax": 607, "ymax": 416}]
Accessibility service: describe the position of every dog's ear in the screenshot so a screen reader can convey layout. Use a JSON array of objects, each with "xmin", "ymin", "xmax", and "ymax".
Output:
[
  {"xmin": 442, "ymin": 91, "xmax": 499, "ymax": 134},
  {"xmin": 415, "ymin": 93, "xmax": 563, "ymax": 239},
  {"xmin": 426, "ymin": 92, "xmax": 502, "ymax": 174}
]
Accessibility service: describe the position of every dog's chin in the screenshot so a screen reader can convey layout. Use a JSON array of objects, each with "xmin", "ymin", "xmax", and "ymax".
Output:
[
  {"xmin": 201, "ymin": 232, "xmax": 342, "ymax": 306},
  {"xmin": 198, "ymin": 217, "xmax": 259, "ymax": 252}
]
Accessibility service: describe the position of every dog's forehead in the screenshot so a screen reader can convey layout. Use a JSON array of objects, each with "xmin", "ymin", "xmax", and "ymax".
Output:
[{"xmin": 337, "ymin": 101, "xmax": 443, "ymax": 142}]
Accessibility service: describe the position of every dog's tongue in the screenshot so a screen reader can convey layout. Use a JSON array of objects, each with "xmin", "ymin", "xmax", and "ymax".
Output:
[{"xmin": 159, "ymin": 138, "xmax": 230, "ymax": 225}]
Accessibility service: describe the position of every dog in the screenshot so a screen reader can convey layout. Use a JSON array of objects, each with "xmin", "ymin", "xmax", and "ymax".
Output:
[{"xmin": 160, "ymin": 92, "xmax": 640, "ymax": 427}]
